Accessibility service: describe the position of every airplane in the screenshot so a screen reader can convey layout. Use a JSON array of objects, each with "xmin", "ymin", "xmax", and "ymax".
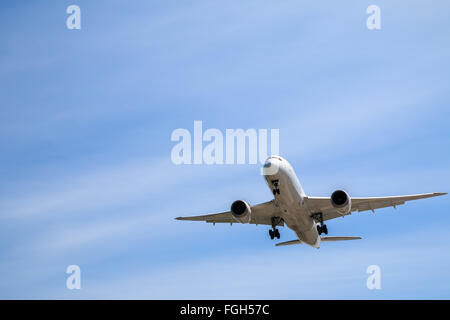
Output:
[{"xmin": 176, "ymin": 156, "xmax": 446, "ymax": 248}]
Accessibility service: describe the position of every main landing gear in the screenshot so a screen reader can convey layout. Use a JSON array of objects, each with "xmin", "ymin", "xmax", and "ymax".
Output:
[
  {"xmin": 317, "ymin": 224, "xmax": 328, "ymax": 235},
  {"xmin": 269, "ymin": 217, "xmax": 282, "ymax": 240},
  {"xmin": 271, "ymin": 179, "xmax": 280, "ymax": 195},
  {"xmin": 312, "ymin": 212, "xmax": 328, "ymax": 235},
  {"xmin": 269, "ymin": 229, "xmax": 280, "ymax": 240}
]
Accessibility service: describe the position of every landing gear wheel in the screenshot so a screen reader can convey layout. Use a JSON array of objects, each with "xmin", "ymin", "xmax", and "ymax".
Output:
[
  {"xmin": 313, "ymin": 212, "xmax": 328, "ymax": 235},
  {"xmin": 317, "ymin": 224, "xmax": 328, "ymax": 235},
  {"xmin": 274, "ymin": 229, "xmax": 280, "ymax": 239},
  {"xmin": 270, "ymin": 217, "xmax": 283, "ymax": 240}
]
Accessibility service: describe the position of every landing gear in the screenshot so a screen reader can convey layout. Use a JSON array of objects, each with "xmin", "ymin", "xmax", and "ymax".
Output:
[
  {"xmin": 316, "ymin": 224, "xmax": 328, "ymax": 235},
  {"xmin": 271, "ymin": 179, "xmax": 280, "ymax": 195},
  {"xmin": 269, "ymin": 217, "xmax": 282, "ymax": 240},
  {"xmin": 269, "ymin": 228, "xmax": 280, "ymax": 240},
  {"xmin": 312, "ymin": 212, "xmax": 328, "ymax": 235}
]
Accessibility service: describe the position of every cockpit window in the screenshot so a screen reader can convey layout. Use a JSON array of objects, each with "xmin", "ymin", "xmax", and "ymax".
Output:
[{"xmin": 263, "ymin": 162, "xmax": 271, "ymax": 168}]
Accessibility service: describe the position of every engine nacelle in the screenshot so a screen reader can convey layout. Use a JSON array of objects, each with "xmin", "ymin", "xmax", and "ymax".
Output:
[
  {"xmin": 330, "ymin": 190, "xmax": 351, "ymax": 214},
  {"xmin": 230, "ymin": 200, "xmax": 251, "ymax": 224}
]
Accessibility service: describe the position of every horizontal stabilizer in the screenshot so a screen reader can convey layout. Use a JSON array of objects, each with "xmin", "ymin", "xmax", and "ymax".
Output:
[
  {"xmin": 275, "ymin": 237, "xmax": 361, "ymax": 247},
  {"xmin": 275, "ymin": 240, "xmax": 301, "ymax": 247},
  {"xmin": 321, "ymin": 236, "xmax": 361, "ymax": 242}
]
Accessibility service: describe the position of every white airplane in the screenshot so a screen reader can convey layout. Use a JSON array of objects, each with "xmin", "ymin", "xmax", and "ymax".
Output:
[{"xmin": 176, "ymin": 156, "xmax": 446, "ymax": 248}]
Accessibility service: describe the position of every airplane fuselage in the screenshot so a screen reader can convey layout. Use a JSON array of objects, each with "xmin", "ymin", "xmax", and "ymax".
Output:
[{"xmin": 263, "ymin": 156, "xmax": 321, "ymax": 248}]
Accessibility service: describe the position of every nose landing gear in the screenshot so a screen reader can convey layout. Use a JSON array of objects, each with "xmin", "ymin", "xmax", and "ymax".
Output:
[{"xmin": 271, "ymin": 179, "xmax": 280, "ymax": 195}]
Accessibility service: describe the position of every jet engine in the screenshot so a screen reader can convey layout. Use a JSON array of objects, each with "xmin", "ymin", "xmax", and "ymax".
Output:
[
  {"xmin": 230, "ymin": 200, "xmax": 251, "ymax": 224},
  {"xmin": 330, "ymin": 190, "xmax": 352, "ymax": 214}
]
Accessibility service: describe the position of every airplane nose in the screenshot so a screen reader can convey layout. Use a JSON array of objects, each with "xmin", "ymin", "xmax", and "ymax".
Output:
[{"xmin": 262, "ymin": 159, "xmax": 280, "ymax": 176}]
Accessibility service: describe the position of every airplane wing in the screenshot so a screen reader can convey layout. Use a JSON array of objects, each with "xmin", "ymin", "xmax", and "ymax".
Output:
[
  {"xmin": 306, "ymin": 192, "xmax": 446, "ymax": 222},
  {"xmin": 175, "ymin": 200, "xmax": 284, "ymax": 226}
]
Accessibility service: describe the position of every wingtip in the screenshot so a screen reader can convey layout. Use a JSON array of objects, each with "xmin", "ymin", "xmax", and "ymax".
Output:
[
  {"xmin": 434, "ymin": 192, "xmax": 447, "ymax": 196},
  {"xmin": 175, "ymin": 217, "xmax": 183, "ymax": 220}
]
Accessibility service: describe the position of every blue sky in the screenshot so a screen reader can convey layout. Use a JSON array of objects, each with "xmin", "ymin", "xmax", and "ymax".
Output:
[{"xmin": 0, "ymin": 0, "xmax": 450, "ymax": 299}]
